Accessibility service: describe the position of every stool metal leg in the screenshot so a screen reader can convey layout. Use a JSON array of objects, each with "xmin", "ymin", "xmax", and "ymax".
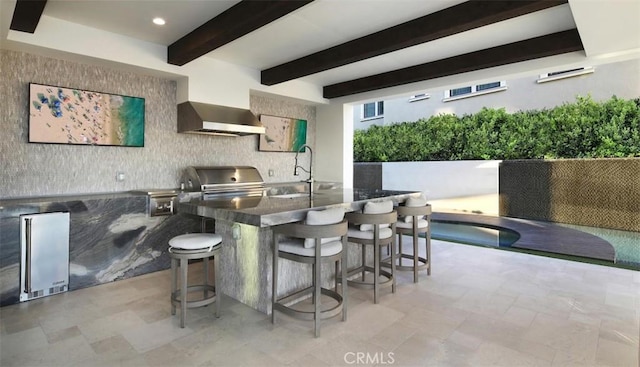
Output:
[
  {"xmin": 334, "ymin": 261, "xmax": 339, "ymax": 293},
  {"xmin": 180, "ymin": 257, "xmax": 188, "ymax": 328},
  {"xmin": 271, "ymin": 240, "xmax": 278, "ymax": 325},
  {"xmin": 391, "ymin": 234, "xmax": 396, "ymax": 293},
  {"xmin": 170, "ymin": 257, "xmax": 177, "ymax": 316},
  {"xmin": 203, "ymin": 256, "xmax": 209, "ymax": 300},
  {"xmin": 213, "ymin": 252, "xmax": 220, "ymax": 318},
  {"xmin": 312, "ymin": 263, "xmax": 317, "ymax": 305},
  {"xmin": 374, "ymin": 242, "xmax": 380, "ymax": 304},
  {"xmin": 361, "ymin": 245, "xmax": 366, "ymax": 281},
  {"xmin": 341, "ymin": 241, "xmax": 348, "ymax": 322},
  {"xmin": 413, "ymin": 230, "xmax": 419, "ymax": 283},
  {"xmin": 398, "ymin": 234, "xmax": 404, "ymax": 267},
  {"xmin": 314, "ymin": 243, "xmax": 321, "ymax": 337},
  {"xmin": 171, "ymin": 259, "xmax": 178, "ymax": 315}
]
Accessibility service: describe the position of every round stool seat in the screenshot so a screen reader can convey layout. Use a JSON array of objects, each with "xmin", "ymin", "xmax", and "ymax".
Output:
[
  {"xmin": 396, "ymin": 219, "xmax": 429, "ymax": 229},
  {"xmin": 169, "ymin": 233, "xmax": 222, "ymax": 251}
]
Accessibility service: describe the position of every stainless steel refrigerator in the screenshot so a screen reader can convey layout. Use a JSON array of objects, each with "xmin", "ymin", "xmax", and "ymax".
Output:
[{"xmin": 20, "ymin": 212, "xmax": 70, "ymax": 302}]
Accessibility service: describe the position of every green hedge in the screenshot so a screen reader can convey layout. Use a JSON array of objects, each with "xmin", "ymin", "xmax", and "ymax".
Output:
[{"xmin": 354, "ymin": 96, "xmax": 640, "ymax": 162}]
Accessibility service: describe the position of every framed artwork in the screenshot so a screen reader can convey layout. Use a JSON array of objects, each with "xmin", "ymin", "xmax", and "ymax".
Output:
[
  {"xmin": 28, "ymin": 83, "xmax": 145, "ymax": 147},
  {"xmin": 258, "ymin": 114, "xmax": 307, "ymax": 152}
]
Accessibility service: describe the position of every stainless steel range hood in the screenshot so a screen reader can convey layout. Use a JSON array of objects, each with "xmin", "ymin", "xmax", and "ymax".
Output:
[{"xmin": 177, "ymin": 101, "xmax": 265, "ymax": 136}]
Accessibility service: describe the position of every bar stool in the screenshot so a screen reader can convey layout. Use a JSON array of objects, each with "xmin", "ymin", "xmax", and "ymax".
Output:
[
  {"xmin": 394, "ymin": 195, "xmax": 432, "ymax": 282},
  {"xmin": 345, "ymin": 200, "xmax": 397, "ymax": 304},
  {"xmin": 272, "ymin": 207, "xmax": 348, "ymax": 337},
  {"xmin": 168, "ymin": 233, "xmax": 222, "ymax": 328}
]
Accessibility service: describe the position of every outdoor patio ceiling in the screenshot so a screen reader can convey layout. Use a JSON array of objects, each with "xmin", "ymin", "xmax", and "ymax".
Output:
[
  {"xmin": 260, "ymin": 0, "xmax": 568, "ymax": 85},
  {"xmin": 322, "ymin": 29, "xmax": 583, "ymax": 98},
  {"xmin": 9, "ymin": 0, "xmax": 583, "ymax": 99},
  {"xmin": 8, "ymin": 0, "xmax": 46, "ymax": 33},
  {"xmin": 167, "ymin": 1, "xmax": 313, "ymax": 67}
]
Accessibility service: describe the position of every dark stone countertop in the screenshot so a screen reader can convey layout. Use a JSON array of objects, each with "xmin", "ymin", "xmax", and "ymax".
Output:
[
  {"xmin": 0, "ymin": 191, "xmax": 140, "ymax": 205},
  {"xmin": 177, "ymin": 186, "xmax": 420, "ymax": 227},
  {"xmin": 0, "ymin": 183, "xmax": 419, "ymax": 227},
  {"xmin": 0, "ymin": 191, "xmax": 147, "ymax": 219}
]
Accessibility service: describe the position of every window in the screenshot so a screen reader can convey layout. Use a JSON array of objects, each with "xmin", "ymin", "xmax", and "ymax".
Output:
[
  {"xmin": 362, "ymin": 101, "xmax": 384, "ymax": 119},
  {"xmin": 476, "ymin": 81, "xmax": 501, "ymax": 91},
  {"xmin": 408, "ymin": 93, "xmax": 430, "ymax": 102},
  {"xmin": 537, "ymin": 67, "xmax": 594, "ymax": 83},
  {"xmin": 548, "ymin": 68, "xmax": 584, "ymax": 77},
  {"xmin": 443, "ymin": 81, "xmax": 507, "ymax": 102},
  {"xmin": 450, "ymin": 86, "xmax": 472, "ymax": 97}
]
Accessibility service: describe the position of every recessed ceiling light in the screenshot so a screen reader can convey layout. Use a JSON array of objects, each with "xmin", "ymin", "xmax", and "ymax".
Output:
[{"xmin": 153, "ymin": 17, "xmax": 166, "ymax": 26}]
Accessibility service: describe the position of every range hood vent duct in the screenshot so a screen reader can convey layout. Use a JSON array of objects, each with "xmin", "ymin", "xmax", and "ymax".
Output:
[{"xmin": 177, "ymin": 101, "xmax": 265, "ymax": 136}]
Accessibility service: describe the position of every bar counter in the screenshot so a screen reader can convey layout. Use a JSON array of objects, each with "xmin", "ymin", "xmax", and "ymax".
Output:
[
  {"xmin": 176, "ymin": 185, "xmax": 420, "ymax": 313},
  {"xmin": 177, "ymin": 185, "xmax": 419, "ymax": 227}
]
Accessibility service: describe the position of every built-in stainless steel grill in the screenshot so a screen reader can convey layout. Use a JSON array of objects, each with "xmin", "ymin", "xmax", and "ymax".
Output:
[
  {"xmin": 181, "ymin": 166, "xmax": 265, "ymax": 209},
  {"xmin": 181, "ymin": 166, "xmax": 264, "ymax": 193}
]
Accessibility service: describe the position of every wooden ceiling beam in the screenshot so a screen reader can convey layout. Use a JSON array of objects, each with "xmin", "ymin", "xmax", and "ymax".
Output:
[
  {"xmin": 261, "ymin": 0, "xmax": 567, "ymax": 85},
  {"xmin": 10, "ymin": 0, "xmax": 47, "ymax": 33},
  {"xmin": 323, "ymin": 29, "xmax": 584, "ymax": 99},
  {"xmin": 168, "ymin": 0, "xmax": 313, "ymax": 66}
]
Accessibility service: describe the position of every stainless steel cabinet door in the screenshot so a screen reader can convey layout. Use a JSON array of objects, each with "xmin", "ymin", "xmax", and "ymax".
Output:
[{"xmin": 20, "ymin": 212, "xmax": 70, "ymax": 301}]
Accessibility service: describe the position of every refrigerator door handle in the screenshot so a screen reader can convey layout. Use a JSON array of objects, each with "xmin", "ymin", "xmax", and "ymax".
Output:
[{"xmin": 24, "ymin": 217, "xmax": 33, "ymax": 294}]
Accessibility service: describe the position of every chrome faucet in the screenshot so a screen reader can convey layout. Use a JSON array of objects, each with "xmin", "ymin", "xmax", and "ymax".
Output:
[{"xmin": 294, "ymin": 144, "xmax": 314, "ymax": 195}]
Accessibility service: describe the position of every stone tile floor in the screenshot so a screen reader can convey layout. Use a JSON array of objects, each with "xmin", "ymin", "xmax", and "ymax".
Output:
[{"xmin": 1, "ymin": 239, "xmax": 638, "ymax": 366}]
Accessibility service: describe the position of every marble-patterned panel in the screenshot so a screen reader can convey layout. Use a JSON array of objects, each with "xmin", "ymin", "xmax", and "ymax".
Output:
[
  {"xmin": 0, "ymin": 196, "xmax": 201, "ymax": 306},
  {"xmin": 65, "ymin": 199, "xmax": 202, "ymax": 289},
  {"xmin": 0, "ymin": 215, "xmax": 23, "ymax": 306}
]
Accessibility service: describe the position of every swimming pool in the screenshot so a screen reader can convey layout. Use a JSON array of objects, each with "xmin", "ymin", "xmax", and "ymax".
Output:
[
  {"xmin": 430, "ymin": 221, "xmax": 519, "ymax": 247},
  {"xmin": 556, "ymin": 223, "xmax": 640, "ymax": 269},
  {"xmin": 430, "ymin": 218, "xmax": 640, "ymax": 271}
]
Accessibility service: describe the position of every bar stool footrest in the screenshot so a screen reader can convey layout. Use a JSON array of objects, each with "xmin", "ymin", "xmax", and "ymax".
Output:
[
  {"xmin": 381, "ymin": 254, "xmax": 429, "ymax": 271},
  {"xmin": 274, "ymin": 287, "xmax": 344, "ymax": 321},
  {"xmin": 171, "ymin": 284, "xmax": 217, "ymax": 309},
  {"xmin": 344, "ymin": 266, "xmax": 393, "ymax": 289}
]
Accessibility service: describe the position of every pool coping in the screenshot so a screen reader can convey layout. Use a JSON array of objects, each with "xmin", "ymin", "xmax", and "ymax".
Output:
[{"xmin": 431, "ymin": 212, "xmax": 616, "ymax": 262}]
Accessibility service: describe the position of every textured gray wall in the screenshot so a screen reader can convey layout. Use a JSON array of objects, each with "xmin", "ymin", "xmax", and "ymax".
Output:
[
  {"xmin": 499, "ymin": 158, "xmax": 640, "ymax": 232},
  {"xmin": 0, "ymin": 50, "xmax": 314, "ymax": 198},
  {"xmin": 353, "ymin": 163, "xmax": 382, "ymax": 190}
]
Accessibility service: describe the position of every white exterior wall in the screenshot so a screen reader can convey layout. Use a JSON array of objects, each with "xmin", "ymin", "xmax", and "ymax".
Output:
[
  {"xmin": 316, "ymin": 103, "xmax": 353, "ymax": 187},
  {"xmin": 382, "ymin": 161, "xmax": 500, "ymax": 201},
  {"xmin": 382, "ymin": 160, "xmax": 500, "ymax": 214},
  {"xmin": 353, "ymin": 58, "xmax": 640, "ymax": 129}
]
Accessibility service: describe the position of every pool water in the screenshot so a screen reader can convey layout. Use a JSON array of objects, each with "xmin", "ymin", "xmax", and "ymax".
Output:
[
  {"xmin": 556, "ymin": 223, "xmax": 640, "ymax": 269},
  {"xmin": 431, "ymin": 221, "xmax": 519, "ymax": 248},
  {"xmin": 430, "ymin": 220, "xmax": 640, "ymax": 271}
]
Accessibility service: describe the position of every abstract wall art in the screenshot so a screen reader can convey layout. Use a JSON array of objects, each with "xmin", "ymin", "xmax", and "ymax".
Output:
[
  {"xmin": 28, "ymin": 83, "xmax": 145, "ymax": 147},
  {"xmin": 258, "ymin": 114, "xmax": 307, "ymax": 152}
]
